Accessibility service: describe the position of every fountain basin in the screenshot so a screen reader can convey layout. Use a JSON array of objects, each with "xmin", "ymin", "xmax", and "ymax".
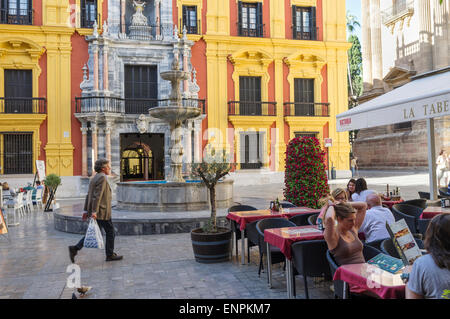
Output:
[
  {"xmin": 149, "ymin": 105, "xmax": 201, "ymax": 122},
  {"xmin": 116, "ymin": 179, "xmax": 233, "ymax": 212}
]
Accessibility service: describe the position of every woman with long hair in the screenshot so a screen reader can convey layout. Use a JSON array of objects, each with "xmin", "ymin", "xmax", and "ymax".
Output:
[
  {"xmin": 351, "ymin": 177, "xmax": 377, "ymax": 202},
  {"xmin": 406, "ymin": 214, "xmax": 450, "ymax": 299},
  {"xmin": 346, "ymin": 178, "xmax": 357, "ymax": 202}
]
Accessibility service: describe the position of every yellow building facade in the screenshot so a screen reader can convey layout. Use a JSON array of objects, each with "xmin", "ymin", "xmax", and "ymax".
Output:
[
  {"xmin": 0, "ymin": 0, "xmax": 102, "ymax": 177},
  {"xmin": 177, "ymin": 0, "xmax": 351, "ymax": 174}
]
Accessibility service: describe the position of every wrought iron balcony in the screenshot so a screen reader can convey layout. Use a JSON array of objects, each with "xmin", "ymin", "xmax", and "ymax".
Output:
[
  {"xmin": 0, "ymin": 8, "xmax": 33, "ymax": 25},
  {"xmin": 179, "ymin": 19, "xmax": 201, "ymax": 35},
  {"xmin": 124, "ymin": 22, "xmax": 174, "ymax": 41},
  {"xmin": 0, "ymin": 97, "xmax": 46, "ymax": 114},
  {"xmin": 228, "ymin": 101, "xmax": 276, "ymax": 116},
  {"xmin": 75, "ymin": 96, "xmax": 206, "ymax": 115},
  {"xmin": 283, "ymin": 102, "xmax": 329, "ymax": 117},
  {"xmin": 381, "ymin": 0, "xmax": 414, "ymax": 25},
  {"xmin": 292, "ymin": 26, "xmax": 318, "ymax": 40},
  {"xmin": 237, "ymin": 22, "xmax": 265, "ymax": 37}
]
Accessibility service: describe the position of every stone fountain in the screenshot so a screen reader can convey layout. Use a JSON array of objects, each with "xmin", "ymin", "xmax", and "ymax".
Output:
[{"xmin": 149, "ymin": 51, "xmax": 201, "ymax": 182}]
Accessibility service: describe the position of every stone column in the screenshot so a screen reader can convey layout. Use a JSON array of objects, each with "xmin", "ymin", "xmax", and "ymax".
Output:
[
  {"xmin": 361, "ymin": 0, "xmax": 373, "ymax": 91},
  {"xmin": 91, "ymin": 121, "xmax": 98, "ymax": 165},
  {"xmin": 121, "ymin": 0, "xmax": 126, "ymax": 34},
  {"xmin": 185, "ymin": 122, "xmax": 192, "ymax": 164},
  {"xmin": 105, "ymin": 121, "xmax": 112, "ymax": 164},
  {"xmin": 92, "ymin": 41, "xmax": 99, "ymax": 91},
  {"xmin": 418, "ymin": 0, "xmax": 433, "ymax": 72},
  {"xmin": 183, "ymin": 45, "xmax": 190, "ymax": 95},
  {"xmin": 194, "ymin": 123, "xmax": 201, "ymax": 163},
  {"xmin": 155, "ymin": 0, "xmax": 161, "ymax": 39},
  {"xmin": 369, "ymin": 0, "xmax": 383, "ymax": 88},
  {"xmin": 81, "ymin": 123, "xmax": 88, "ymax": 176},
  {"xmin": 103, "ymin": 45, "xmax": 109, "ymax": 91}
]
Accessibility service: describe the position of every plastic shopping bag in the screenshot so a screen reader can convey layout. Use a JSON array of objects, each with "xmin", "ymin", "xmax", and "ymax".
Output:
[{"xmin": 83, "ymin": 218, "xmax": 104, "ymax": 249}]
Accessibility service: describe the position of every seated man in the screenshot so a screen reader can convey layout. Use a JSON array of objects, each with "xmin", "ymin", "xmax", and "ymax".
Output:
[
  {"xmin": 32, "ymin": 181, "xmax": 44, "ymax": 201},
  {"xmin": 359, "ymin": 193, "xmax": 395, "ymax": 244}
]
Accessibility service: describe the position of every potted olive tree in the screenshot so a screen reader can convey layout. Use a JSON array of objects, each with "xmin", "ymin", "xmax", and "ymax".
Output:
[
  {"xmin": 43, "ymin": 173, "xmax": 62, "ymax": 212},
  {"xmin": 190, "ymin": 146, "xmax": 235, "ymax": 263}
]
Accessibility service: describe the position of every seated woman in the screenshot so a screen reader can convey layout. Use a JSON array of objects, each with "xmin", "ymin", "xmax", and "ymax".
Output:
[
  {"xmin": 351, "ymin": 178, "xmax": 377, "ymax": 202},
  {"xmin": 346, "ymin": 179, "xmax": 356, "ymax": 202},
  {"xmin": 323, "ymin": 200, "xmax": 367, "ymax": 265},
  {"xmin": 406, "ymin": 214, "xmax": 450, "ymax": 299},
  {"xmin": 317, "ymin": 188, "xmax": 366, "ymax": 223}
]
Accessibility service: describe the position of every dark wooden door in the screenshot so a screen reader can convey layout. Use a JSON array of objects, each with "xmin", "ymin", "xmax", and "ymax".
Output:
[
  {"xmin": 239, "ymin": 76, "xmax": 261, "ymax": 115},
  {"xmin": 294, "ymin": 78, "xmax": 314, "ymax": 115},
  {"xmin": 124, "ymin": 65, "xmax": 158, "ymax": 113},
  {"xmin": 240, "ymin": 132, "xmax": 263, "ymax": 169},
  {"xmin": 4, "ymin": 69, "xmax": 32, "ymax": 113}
]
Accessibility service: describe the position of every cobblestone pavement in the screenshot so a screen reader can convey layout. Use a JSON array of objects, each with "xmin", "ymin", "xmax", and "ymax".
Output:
[
  {"xmin": 0, "ymin": 170, "xmax": 431, "ymax": 299},
  {"xmin": 0, "ymin": 204, "xmax": 333, "ymax": 299}
]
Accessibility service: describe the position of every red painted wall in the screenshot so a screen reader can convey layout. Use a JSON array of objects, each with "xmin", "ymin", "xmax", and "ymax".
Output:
[
  {"xmin": 264, "ymin": 0, "xmax": 270, "ymax": 38},
  {"xmin": 230, "ymin": 0, "xmax": 238, "ymax": 36},
  {"xmin": 70, "ymin": 33, "xmax": 90, "ymax": 175},
  {"xmin": 33, "ymin": 0, "xmax": 42, "ymax": 26}
]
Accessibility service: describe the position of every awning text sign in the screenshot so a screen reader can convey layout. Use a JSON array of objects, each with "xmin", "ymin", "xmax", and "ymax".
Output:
[{"xmin": 337, "ymin": 93, "xmax": 450, "ymax": 132}]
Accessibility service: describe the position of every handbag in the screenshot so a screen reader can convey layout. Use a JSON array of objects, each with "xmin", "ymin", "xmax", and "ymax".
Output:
[{"xmin": 83, "ymin": 218, "xmax": 104, "ymax": 249}]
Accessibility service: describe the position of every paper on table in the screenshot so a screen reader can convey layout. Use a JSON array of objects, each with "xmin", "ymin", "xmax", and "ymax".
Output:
[{"xmin": 282, "ymin": 228, "xmax": 322, "ymax": 236}]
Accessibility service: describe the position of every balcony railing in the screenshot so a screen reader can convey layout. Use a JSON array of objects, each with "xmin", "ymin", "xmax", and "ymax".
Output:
[
  {"xmin": 124, "ymin": 23, "xmax": 174, "ymax": 41},
  {"xmin": 0, "ymin": 8, "xmax": 33, "ymax": 25},
  {"xmin": 381, "ymin": 0, "xmax": 414, "ymax": 25},
  {"xmin": 283, "ymin": 102, "xmax": 329, "ymax": 117},
  {"xmin": 75, "ymin": 96, "xmax": 206, "ymax": 114},
  {"xmin": 0, "ymin": 97, "xmax": 46, "ymax": 114},
  {"xmin": 228, "ymin": 101, "xmax": 276, "ymax": 116},
  {"xmin": 179, "ymin": 19, "xmax": 201, "ymax": 35},
  {"xmin": 292, "ymin": 26, "xmax": 318, "ymax": 40},
  {"xmin": 237, "ymin": 22, "xmax": 265, "ymax": 37}
]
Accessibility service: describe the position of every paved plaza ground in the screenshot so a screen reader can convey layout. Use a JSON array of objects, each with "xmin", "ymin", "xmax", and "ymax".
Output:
[{"xmin": 0, "ymin": 170, "xmax": 434, "ymax": 299}]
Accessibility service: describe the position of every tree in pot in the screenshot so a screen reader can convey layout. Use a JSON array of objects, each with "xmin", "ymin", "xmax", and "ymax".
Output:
[
  {"xmin": 43, "ymin": 174, "xmax": 62, "ymax": 212},
  {"xmin": 190, "ymin": 146, "xmax": 235, "ymax": 263}
]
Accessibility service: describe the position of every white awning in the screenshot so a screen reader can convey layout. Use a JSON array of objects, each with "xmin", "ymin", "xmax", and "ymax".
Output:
[{"xmin": 336, "ymin": 70, "xmax": 450, "ymax": 132}]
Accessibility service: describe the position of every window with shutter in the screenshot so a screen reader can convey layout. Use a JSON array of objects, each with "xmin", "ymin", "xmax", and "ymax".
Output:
[
  {"xmin": 240, "ymin": 132, "xmax": 264, "ymax": 169},
  {"xmin": 238, "ymin": 2, "xmax": 263, "ymax": 37},
  {"xmin": 182, "ymin": 5, "xmax": 198, "ymax": 34},
  {"xmin": 293, "ymin": 6, "xmax": 316, "ymax": 40},
  {"xmin": 1, "ymin": 132, "xmax": 33, "ymax": 174},
  {"xmin": 294, "ymin": 79, "xmax": 315, "ymax": 116},
  {"xmin": 1, "ymin": 0, "xmax": 32, "ymax": 24},
  {"xmin": 81, "ymin": 0, "xmax": 97, "ymax": 28}
]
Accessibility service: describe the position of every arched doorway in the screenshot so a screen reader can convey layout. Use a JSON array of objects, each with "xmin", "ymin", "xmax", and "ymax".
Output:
[{"xmin": 121, "ymin": 142, "xmax": 153, "ymax": 181}]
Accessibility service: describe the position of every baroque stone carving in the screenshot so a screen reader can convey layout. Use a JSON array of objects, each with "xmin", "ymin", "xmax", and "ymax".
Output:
[{"xmin": 136, "ymin": 114, "xmax": 148, "ymax": 134}]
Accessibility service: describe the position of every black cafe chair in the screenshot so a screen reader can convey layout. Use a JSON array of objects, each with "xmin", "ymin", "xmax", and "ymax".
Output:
[
  {"xmin": 289, "ymin": 212, "xmax": 318, "ymax": 226},
  {"xmin": 392, "ymin": 204, "xmax": 423, "ymax": 236},
  {"xmin": 291, "ymin": 240, "xmax": 331, "ymax": 299},
  {"xmin": 402, "ymin": 199, "xmax": 427, "ymax": 210},
  {"xmin": 438, "ymin": 187, "xmax": 450, "ymax": 198},
  {"xmin": 279, "ymin": 201, "xmax": 297, "ymax": 208},
  {"xmin": 307, "ymin": 213, "xmax": 319, "ymax": 226},
  {"xmin": 418, "ymin": 218, "xmax": 431, "ymax": 239},
  {"xmin": 245, "ymin": 220, "xmax": 260, "ymax": 265},
  {"xmin": 256, "ymin": 218, "xmax": 296, "ymax": 279},
  {"xmin": 228, "ymin": 205, "xmax": 258, "ymax": 259},
  {"xmin": 365, "ymin": 237, "xmax": 390, "ymax": 252}
]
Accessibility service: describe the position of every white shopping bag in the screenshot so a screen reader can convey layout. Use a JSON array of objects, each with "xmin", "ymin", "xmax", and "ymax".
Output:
[{"xmin": 83, "ymin": 219, "xmax": 104, "ymax": 249}]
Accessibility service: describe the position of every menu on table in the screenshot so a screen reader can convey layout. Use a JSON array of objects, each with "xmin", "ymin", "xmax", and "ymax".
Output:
[
  {"xmin": 386, "ymin": 219, "xmax": 422, "ymax": 265},
  {"xmin": 367, "ymin": 253, "xmax": 404, "ymax": 274}
]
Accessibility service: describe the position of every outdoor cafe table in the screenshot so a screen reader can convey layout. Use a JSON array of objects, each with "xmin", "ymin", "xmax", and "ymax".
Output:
[
  {"xmin": 333, "ymin": 263, "xmax": 406, "ymax": 299},
  {"xmin": 264, "ymin": 225, "xmax": 324, "ymax": 298},
  {"xmin": 420, "ymin": 206, "xmax": 450, "ymax": 219},
  {"xmin": 226, "ymin": 207, "xmax": 320, "ymax": 265}
]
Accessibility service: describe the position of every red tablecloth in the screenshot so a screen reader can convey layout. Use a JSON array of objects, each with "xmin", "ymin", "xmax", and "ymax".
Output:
[
  {"xmin": 382, "ymin": 200, "xmax": 403, "ymax": 209},
  {"xmin": 264, "ymin": 225, "xmax": 324, "ymax": 260},
  {"xmin": 226, "ymin": 207, "xmax": 320, "ymax": 231},
  {"xmin": 420, "ymin": 206, "xmax": 450, "ymax": 219},
  {"xmin": 333, "ymin": 263, "xmax": 405, "ymax": 299}
]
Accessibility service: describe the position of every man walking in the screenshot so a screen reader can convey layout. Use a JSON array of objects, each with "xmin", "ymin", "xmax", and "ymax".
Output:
[{"xmin": 69, "ymin": 159, "xmax": 122, "ymax": 263}]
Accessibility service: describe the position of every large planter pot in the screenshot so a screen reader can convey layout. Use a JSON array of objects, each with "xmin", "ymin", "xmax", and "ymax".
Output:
[{"xmin": 191, "ymin": 227, "xmax": 232, "ymax": 263}]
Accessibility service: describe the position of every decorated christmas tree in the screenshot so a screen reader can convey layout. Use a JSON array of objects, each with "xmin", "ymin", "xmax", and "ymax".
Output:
[{"xmin": 283, "ymin": 136, "xmax": 329, "ymax": 208}]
